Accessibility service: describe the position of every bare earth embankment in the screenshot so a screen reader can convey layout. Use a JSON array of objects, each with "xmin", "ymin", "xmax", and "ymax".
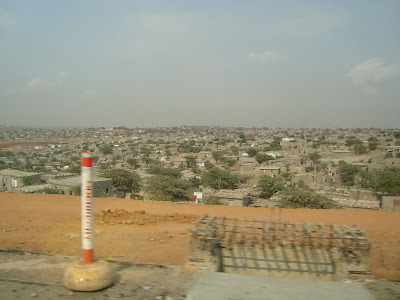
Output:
[{"xmin": 0, "ymin": 192, "xmax": 399, "ymax": 280}]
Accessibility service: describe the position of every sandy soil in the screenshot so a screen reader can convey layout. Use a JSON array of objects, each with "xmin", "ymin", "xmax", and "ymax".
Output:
[{"xmin": 1, "ymin": 192, "xmax": 399, "ymax": 281}]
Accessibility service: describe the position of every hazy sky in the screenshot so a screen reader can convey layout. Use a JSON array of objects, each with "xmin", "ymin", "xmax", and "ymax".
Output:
[{"xmin": 1, "ymin": 1, "xmax": 399, "ymax": 129}]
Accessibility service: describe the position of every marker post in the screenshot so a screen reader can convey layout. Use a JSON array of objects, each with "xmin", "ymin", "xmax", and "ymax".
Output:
[
  {"xmin": 64, "ymin": 152, "xmax": 114, "ymax": 291},
  {"xmin": 81, "ymin": 152, "xmax": 94, "ymax": 263}
]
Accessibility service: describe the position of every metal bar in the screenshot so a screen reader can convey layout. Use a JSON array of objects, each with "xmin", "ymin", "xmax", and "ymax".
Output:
[
  {"xmin": 220, "ymin": 255, "xmax": 333, "ymax": 266},
  {"xmin": 194, "ymin": 214, "xmax": 208, "ymax": 225},
  {"xmin": 228, "ymin": 218, "xmax": 238, "ymax": 249},
  {"xmin": 229, "ymin": 247, "xmax": 239, "ymax": 270},
  {"xmin": 292, "ymin": 245, "xmax": 304, "ymax": 274},
  {"xmin": 332, "ymin": 224, "xmax": 344, "ymax": 248},
  {"xmin": 309, "ymin": 243, "xmax": 321, "ymax": 275},
  {"xmin": 240, "ymin": 219, "xmax": 247, "ymax": 245},
  {"xmin": 251, "ymin": 246, "xmax": 260, "ymax": 271},
  {"xmin": 264, "ymin": 221, "xmax": 272, "ymax": 243},
  {"xmin": 260, "ymin": 244, "xmax": 272, "ymax": 271},
  {"xmin": 301, "ymin": 246, "xmax": 313, "ymax": 273},
  {"xmin": 222, "ymin": 265, "xmax": 334, "ymax": 274},
  {"xmin": 238, "ymin": 244, "xmax": 248, "ymax": 269},
  {"xmin": 269, "ymin": 245, "xmax": 281, "ymax": 272},
  {"xmin": 220, "ymin": 216, "xmax": 226, "ymax": 241},
  {"xmin": 251, "ymin": 220, "xmax": 258, "ymax": 246},
  {"xmin": 280, "ymin": 243, "xmax": 291, "ymax": 272}
]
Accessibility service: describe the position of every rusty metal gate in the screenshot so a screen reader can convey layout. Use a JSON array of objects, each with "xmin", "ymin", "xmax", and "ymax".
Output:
[{"xmin": 188, "ymin": 215, "xmax": 370, "ymax": 279}]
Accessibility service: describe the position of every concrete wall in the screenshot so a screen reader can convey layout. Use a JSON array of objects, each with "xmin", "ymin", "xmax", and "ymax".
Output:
[
  {"xmin": 292, "ymin": 174, "xmax": 314, "ymax": 185},
  {"xmin": 260, "ymin": 168, "xmax": 281, "ymax": 176},
  {"xmin": 218, "ymin": 198, "xmax": 249, "ymax": 207},
  {"xmin": 350, "ymin": 189, "xmax": 378, "ymax": 201},
  {"xmin": 381, "ymin": 196, "xmax": 400, "ymax": 211},
  {"xmin": 385, "ymin": 158, "xmax": 400, "ymax": 167},
  {"xmin": 240, "ymin": 164, "xmax": 254, "ymax": 172}
]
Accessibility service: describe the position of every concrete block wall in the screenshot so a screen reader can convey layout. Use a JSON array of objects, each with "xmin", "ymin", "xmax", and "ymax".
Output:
[{"xmin": 382, "ymin": 196, "xmax": 400, "ymax": 211}]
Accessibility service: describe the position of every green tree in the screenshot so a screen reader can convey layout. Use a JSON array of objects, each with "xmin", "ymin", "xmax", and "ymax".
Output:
[
  {"xmin": 147, "ymin": 166, "xmax": 182, "ymax": 178},
  {"xmin": 354, "ymin": 144, "xmax": 368, "ymax": 154},
  {"xmin": 305, "ymin": 166, "xmax": 314, "ymax": 172},
  {"xmin": 346, "ymin": 136, "xmax": 363, "ymax": 147},
  {"xmin": 141, "ymin": 147, "xmax": 152, "ymax": 157},
  {"xmin": 202, "ymin": 166, "xmax": 247, "ymax": 190},
  {"xmin": 368, "ymin": 141, "xmax": 380, "ymax": 150},
  {"xmin": 255, "ymin": 153, "xmax": 273, "ymax": 164},
  {"xmin": 230, "ymin": 146, "xmax": 240, "ymax": 156},
  {"xmin": 65, "ymin": 165, "xmax": 80, "ymax": 174},
  {"xmin": 143, "ymin": 157, "xmax": 160, "ymax": 167},
  {"xmin": 146, "ymin": 175, "xmax": 192, "ymax": 202},
  {"xmin": 126, "ymin": 158, "xmax": 138, "ymax": 169},
  {"xmin": 360, "ymin": 170, "xmax": 375, "ymax": 189},
  {"xmin": 309, "ymin": 152, "xmax": 321, "ymax": 162},
  {"xmin": 257, "ymin": 175, "xmax": 285, "ymax": 199},
  {"xmin": 99, "ymin": 145, "xmax": 113, "ymax": 155},
  {"xmin": 102, "ymin": 169, "xmax": 141, "ymax": 198},
  {"xmin": 246, "ymin": 147, "xmax": 258, "ymax": 157},
  {"xmin": 373, "ymin": 167, "xmax": 400, "ymax": 196},
  {"xmin": 70, "ymin": 185, "xmax": 109, "ymax": 197},
  {"xmin": 25, "ymin": 159, "xmax": 33, "ymax": 170},
  {"xmin": 384, "ymin": 152, "xmax": 393, "ymax": 159},
  {"xmin": 338, "ymin": 161, "xmax": 358, "ymax": 186},
  {"xmin": 189, "ymin": 176, "xmax": 202, "ymax": 188},
  {"xmin": 297, "ymin": 180, "xmax": 307, "ymax": 189},
  {"xmin": 0, "ymin": 151, "xmax": 14, "ymax": 157},
  {"xmin": 212, "ymin": 151, "xmax": 225, "ymax": 164},
  {"xmin": 185, "ymin": 155, "xmax": 197, "ymax": 168},
  {"xmin": 266, "ymin": 137, "xmax": 282, "ymax": 151}
]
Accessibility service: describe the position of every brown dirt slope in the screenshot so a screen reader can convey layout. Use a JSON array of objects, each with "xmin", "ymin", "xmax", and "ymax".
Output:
[{"xmin": 0, "ymin": 192, "xmax": 399, "ymax": 280}]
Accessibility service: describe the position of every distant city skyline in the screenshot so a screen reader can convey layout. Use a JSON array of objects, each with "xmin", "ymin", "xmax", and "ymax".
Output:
[{"xmin": 1, "ymin": 1, "xmax": 399, "ymax": 129}]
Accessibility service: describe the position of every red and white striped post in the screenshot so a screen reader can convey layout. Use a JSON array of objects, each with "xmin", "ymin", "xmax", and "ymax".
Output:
[
  {"xmin": 64, "ymin": 152, "xmax": 114, "ymax": 292},
  {"xmin": 81, "ymin": 152, "xmax": 94, "ymax": 263}
]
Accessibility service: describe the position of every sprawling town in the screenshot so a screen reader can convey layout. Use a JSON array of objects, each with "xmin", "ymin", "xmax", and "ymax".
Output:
[{"xmin": 1, "ymin": 125, "xmax": 399, "ymax": 211}]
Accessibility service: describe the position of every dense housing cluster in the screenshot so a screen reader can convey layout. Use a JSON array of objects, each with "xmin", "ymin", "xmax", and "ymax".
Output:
[{"xmin": 1, "ymin": 126, "xmax": 399, "ymax": 210}]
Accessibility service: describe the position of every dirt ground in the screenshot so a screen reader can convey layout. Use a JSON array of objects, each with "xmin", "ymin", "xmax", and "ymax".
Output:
[
  {"xmin": 1, "ymin": 192, "xmax": 400, "ymax": 283},
  {"xmin": 0, "ymin": 250, "xmax": 193, "ymax": 300}
]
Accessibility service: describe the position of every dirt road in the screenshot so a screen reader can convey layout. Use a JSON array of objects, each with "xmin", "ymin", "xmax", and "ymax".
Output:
[{"xmin": 1, "ymin": 192, "xmax": 399, "ymax": 280}]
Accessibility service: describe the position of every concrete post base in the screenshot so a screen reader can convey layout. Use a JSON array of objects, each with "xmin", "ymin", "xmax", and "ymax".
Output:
[{"xmin": 64, "ymin": 259, "xmax": 115, "ymax": 292}]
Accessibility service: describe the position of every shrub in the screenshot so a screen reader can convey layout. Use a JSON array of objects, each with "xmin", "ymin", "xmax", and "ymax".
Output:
[
  {"xmin": 202, "ymin": 196, "xmax": 223, "ymax": 205},
  {"xmin": 280, "ymin": 190, "xmax": 341, "ymax": 209},
  {"xmin": 22, "ymin": 176, "xmax": 33, "ymax": 186},
  {"xmin": 258, "ymin": 175, "xmax": 285, "ymax": 199},
  {"xmin": 38, "ymin": 188, "xmax": 59, "ymax": 194}
]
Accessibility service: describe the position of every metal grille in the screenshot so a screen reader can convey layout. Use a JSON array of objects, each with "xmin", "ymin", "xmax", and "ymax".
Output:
[{"xmin": 190, "ymin": 215, "xmax": 370, "ymax": 276}]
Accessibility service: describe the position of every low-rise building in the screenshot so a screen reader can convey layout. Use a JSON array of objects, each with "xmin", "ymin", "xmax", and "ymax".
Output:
[
  {"xmin": 0, "ymin": 169, "xmax": 42, "ymax": 191},
  {"xmin": 46, "ymin": 175, "xmax": 113, "ymax": 195},
  {"xmin": 213, "ymin": 189, "xmax": 251, "ymax": 206},
  {"xmin": 260, "ymin": 166, "xmax": 281, "ymax": 177}
]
